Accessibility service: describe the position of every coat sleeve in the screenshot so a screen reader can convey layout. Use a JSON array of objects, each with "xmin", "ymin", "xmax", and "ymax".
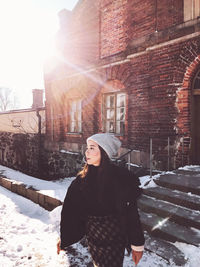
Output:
[
  {"xmin": 127, "ymin": 201, "xmax": 145, "ymax": 247},
  {"xmin": 60, "ymin": 179, "xmax": 85, "ymax": 249},
  {"xmin": 122, "ymin": 168, "xmax": 145, "ymax": 247}
]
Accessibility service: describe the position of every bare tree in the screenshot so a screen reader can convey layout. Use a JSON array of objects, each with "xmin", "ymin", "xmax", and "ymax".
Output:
[{"xmin": 0, "ymin": 87, "xmax": 19, "ymax": 111}]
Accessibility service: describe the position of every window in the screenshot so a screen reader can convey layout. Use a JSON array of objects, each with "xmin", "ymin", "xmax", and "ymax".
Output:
[
  {"xmin": 193, "ymin": 70, "xmax": 200, "ymax": 89},
  {"xmin": 184, "ymin": 0, "xmax": 200, "ymax": 21},
  {"xmin": 69, "ymin": 99, "xmax": 82, "ymax": 133},
  {"xmin": 103, "ymin": 92, "xmax": 126, "ymax": 134},
  {"xmin": 193, "ymin": 69, "xmax": 200, "ymax": 95}
]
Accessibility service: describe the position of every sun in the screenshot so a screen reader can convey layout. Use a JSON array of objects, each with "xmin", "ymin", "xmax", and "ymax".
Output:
[{"xmin": 0, "ymin": 0, "xmax": 61, "ymax": 108}]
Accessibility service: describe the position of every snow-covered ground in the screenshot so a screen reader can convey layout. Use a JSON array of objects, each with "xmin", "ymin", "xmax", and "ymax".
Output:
[
  {"xmin": 0, "ymin": 166, "xmax": 75, "ymax": 202},
  {"xmin": 0, "ymin": 165, "xmax": 200, "ymax": 266}
]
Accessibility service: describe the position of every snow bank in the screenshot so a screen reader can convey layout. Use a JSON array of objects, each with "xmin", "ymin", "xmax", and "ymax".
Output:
[{"xmin": 0, "ymin": 165, "xmax": 75, "ymax": 202}]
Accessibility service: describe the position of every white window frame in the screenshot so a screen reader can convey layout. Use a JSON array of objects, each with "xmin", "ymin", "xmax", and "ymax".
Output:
[
  {"xmin": 102, "ymin": 92, "xmax": 126, "ymax": 135},
  {"xmin": 69, "ymin": 99, "xmax": 82, "ymax": 133}
]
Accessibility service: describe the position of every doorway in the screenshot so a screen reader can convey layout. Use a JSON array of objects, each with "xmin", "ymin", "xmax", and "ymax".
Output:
[{"xmin": 191, "ymin": 70, "xmax": 200, "ymax": 164}]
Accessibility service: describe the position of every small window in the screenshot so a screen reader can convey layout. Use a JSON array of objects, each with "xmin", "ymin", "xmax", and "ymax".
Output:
[
  {"xmin": 184, "ymin": 0, "xmax": 200, "ymax": 21},
  {"xmin": 69, "ymin": 99, "xmax": 82, "ymax": 133},
  {"xmin": 103, "ymin": 92, "xmax": 126, "ymax": 134}
]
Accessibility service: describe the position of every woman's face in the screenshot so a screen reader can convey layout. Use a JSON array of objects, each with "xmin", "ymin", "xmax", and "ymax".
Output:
[{"xmin": 85, "ymin": 140, "xmax": 101, "ymax": 166}]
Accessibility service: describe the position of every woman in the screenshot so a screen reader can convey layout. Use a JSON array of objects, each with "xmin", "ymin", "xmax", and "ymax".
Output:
[{"xmin": 57, "ymin": 133, "xmax": 145, "ymax": 266}]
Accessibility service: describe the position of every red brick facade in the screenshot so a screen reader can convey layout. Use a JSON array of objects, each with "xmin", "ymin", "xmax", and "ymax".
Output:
[{"xmin": 44, "ymin": 0, "xmax": 200, "ymax": 169}]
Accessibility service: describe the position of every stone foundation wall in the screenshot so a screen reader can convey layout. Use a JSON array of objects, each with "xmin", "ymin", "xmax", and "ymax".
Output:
[
  {"xmin": 40, "ymin": 149, "xmax": 83, "ymax": 180},
  {"xmin": 0, "ymin": 132, "xmax": 83, "ymax": 179},
  {"xmin": 0, "ymin": 131, "xmax": 40, "ymax": 176}
]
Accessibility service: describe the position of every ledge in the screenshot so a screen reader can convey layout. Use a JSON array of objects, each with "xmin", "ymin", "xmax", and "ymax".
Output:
[
  {"xmin": 0, "ymin": 176, "xmax": 62, "ymax": 211},
  {"xmin": 128, "ymin": 18, "xmax": 200, "ymax": 54}
]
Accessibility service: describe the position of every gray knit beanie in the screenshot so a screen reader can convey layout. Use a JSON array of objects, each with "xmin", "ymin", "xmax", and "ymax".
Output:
[{"xmin": 87, "ymin": 133, "xmax": 121, "ymax": 159}]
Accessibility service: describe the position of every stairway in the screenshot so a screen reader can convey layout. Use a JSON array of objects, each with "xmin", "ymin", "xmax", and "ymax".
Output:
[{"xmin": 138, "ymin": 169, "xmax": 200, "ymax": 247}]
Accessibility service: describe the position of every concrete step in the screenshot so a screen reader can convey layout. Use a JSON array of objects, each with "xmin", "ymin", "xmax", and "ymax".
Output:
[
  {"xmin": 138, "ymin": 195, "xmax": 200, "ymax": 229},
  {"xmin": 154, "ymin": 173, "xmax": 200, "ymax": 195},
  {"xmin": 174, "ymin": 169, "xmax": 200, "ymax": 176},
  {"xmin": 139, "ymin": 210, "xmax": 200, "ymax": 246},
  {"xmin": 65, "ymin": 233, "xmax": 188, "ymax": 266},
  {"xmin": 143, "ymin": 186, "xmax": 200, "ymax": 211},
  {"xmin": 143, "ymin": 233, "xmax": 187, "ymax": 266}
]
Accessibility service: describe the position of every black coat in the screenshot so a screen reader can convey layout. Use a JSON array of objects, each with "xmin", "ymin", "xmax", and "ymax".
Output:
[{"xmin": 60, "ymin": 164, "xmax": 145, "ymax": 250}]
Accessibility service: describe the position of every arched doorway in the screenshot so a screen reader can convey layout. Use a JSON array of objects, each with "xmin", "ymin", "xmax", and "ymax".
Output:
[{"xmin": 191, "ymin": 69, "xmax": 200, "ymax": 164}]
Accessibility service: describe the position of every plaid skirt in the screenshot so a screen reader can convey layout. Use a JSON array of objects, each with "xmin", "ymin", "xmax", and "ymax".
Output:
[{"xmin": 86, "ymin": 214, "xmax": 126, "ymax": 267}]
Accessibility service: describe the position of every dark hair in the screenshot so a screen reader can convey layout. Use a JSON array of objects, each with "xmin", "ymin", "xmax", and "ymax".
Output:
[{"xmin": 78, "ymin": 146, "xmax": 110, "ymax": 178}]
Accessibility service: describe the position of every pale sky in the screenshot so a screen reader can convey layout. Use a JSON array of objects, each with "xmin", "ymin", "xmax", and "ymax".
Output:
[{"xmin": 0, "ymin": 0, "xmax": 79, "ymax": 108}]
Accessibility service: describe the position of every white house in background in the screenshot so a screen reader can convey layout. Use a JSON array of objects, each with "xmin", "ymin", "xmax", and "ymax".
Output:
[{"xmin": 0, "ymin": 89, "xmax": 45, "ymax": 134}]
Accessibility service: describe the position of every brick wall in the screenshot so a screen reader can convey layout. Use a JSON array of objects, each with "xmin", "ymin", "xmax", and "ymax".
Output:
[
  {"xmin": 56, "ymin": 0, "xmax": 100, "ymax": 65},
  {"xmin": 56, "ymin": 0, "xmax": 184, "ymax": 64},
  {"xmin": 48, "ymin": 34, "xmax": 200, "ymax": 169},
  {"xmin": 127, "ymin": 0, "xmax": 183, "ymax": 44},
  {"xmin": 175, "ymin": 37, "xmax": 200, "ymax": 165},
  {"xmin": 100, "ymin": 0, "xmax": 128, "ymax": 57},
  {"xmin": 156, "ymin": 0, "xmax": 183, "ymax": 31},
  {"xmin": 44, "ymin": 0, "xmax": 200, "ymax": 170}
]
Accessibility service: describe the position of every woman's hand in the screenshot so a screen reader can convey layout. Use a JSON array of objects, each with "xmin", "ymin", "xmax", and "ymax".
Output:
[
  {"xmin": 57, "ymin": 239, "xmax": 61, "ymax": 255},
  {"xmin": 132, "ymin": 250, "xmax": 143, "ymax": 265}
]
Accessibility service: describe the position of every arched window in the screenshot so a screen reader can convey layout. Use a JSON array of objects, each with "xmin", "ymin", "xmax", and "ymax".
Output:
[
  {"xmin": 69, "ymin": 98, "xmax": 82, "ymax": 133},
  {"xmin": 62, "ymin": 89, "xmax": 83, "ymax": 134},
  {"xmin": 101, "ymin": 80, "xmax": 127, "ymax": 135},
  {"xmin": 103, "ymin": 92, "xmax": 126, "ymax": 134}
]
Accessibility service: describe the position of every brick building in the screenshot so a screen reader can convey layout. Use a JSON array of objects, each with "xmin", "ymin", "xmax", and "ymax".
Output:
[{"xmin": 44, "ymin": 0, "xmax": 200, "ymax": 170}]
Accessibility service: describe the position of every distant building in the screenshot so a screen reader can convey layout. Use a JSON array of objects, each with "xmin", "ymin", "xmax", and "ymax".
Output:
[
  {"xmin": 44, "ymin": 0, "xmax": 200, "ymax": 170},
  {"xmin": 0, "ymin": 89, "xmax": 45, "ymax": 134},
  {"xmin": 0, "ymin": 89, "xmax": 46, "ymax": 177}
]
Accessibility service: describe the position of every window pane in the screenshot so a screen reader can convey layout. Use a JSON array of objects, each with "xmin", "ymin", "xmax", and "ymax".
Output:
[
  {"xmin": 106, "ymin": 121, "xmax": 114, "ymax": 132},
  {"xmin": 71, "ymin": 110, "xmax": 74, "ymax": 121},
  {"xmin": 184, "ymin": 0, "xmax": 193, "ymax": 21},
  {"xmin": 106, "ymin": 109, "xmax": 115, "ymax": 119},
  {"xmin": 116, "ymin": 121, "xmax": 120, "ymax": 134},
  {"xmin": 194, "ymin": 0, "xmax": 200, "ymax": 17},
  {"xmin": 77, "ymin": 100, "xmax": 82, "ymax": 131},
  {"xmin": 104, "ymin": 92, "xmax": 126, "ymax": 134},
  {"xmin": 71, "ymin": 121, "xmax": 75, "ymax": 132},
  {"xmin": 194, "ymin": 78, "xmax": 200, "ymax": 89},
  {"xmin": 116, "ymin": 121, "xmax": 125, "ymax": 134},
  {"xmin": 116, "ymin": 121, "xmax": 124, "ymax": 134},
  {"xmin": 106, "ymin": 95, "xmax": 115, "ymax": 108},
  {"xmin": 117, "ymin": 93, "xmax": 125, "ymax": 107},
  {"xmin": 194, "ymin": 70, "xmax": 200, "ymax": 89},
  {"xmin": 106, "ymin": 109, "xmax": 110, "ymax": 119},
  {"xmin": 70, "ymin": 99, "xmax": 82, "ymax": 132},
  {"xmin": 110, "ymin": 95, "xmax": 114, "ymax": 108},
  {"xmin": 117, "ymin": 107, "xmax": 125, "ymax": 120},
  {"xmin": 72, "ymin": 101, "xmax": 76, "ymax": 111},
  {"xmin": 78, "ymin": 109, "xmax": 82, "ymax": 121},
  {"xmin": 106, "ymin": 96, "xmax": 110, "ymax": 108},
  {"xmin": 75, "ymin": 110, "xmax": 78, "ymax": 122},
  {"xmin": 77, "ymin": 100, "xmax": 81, "ymax": 110},
  {"xmin": 78, "ymin": 121, "xmax": 82, "ymax": 132},
  {"xmin": 184, "ymin": 0, "xmax": 200, "ymax": 21}
]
